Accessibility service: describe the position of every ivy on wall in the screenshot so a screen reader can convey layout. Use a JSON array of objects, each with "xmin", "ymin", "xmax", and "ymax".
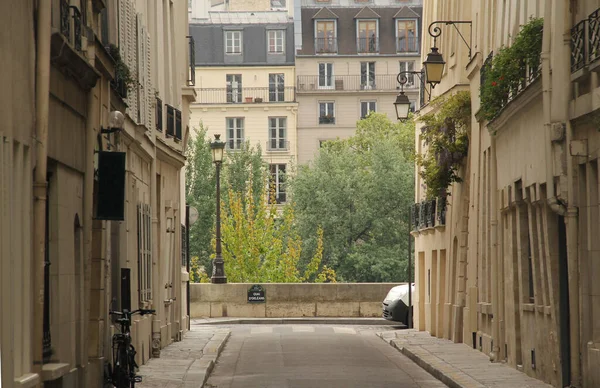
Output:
[
  {"xmin": 416, "ymin": 91, "xmax": 471, "ymax": 199},
  {"xmin": 479, "ymin": 17, "xmax": 544, "ymax": 121}
]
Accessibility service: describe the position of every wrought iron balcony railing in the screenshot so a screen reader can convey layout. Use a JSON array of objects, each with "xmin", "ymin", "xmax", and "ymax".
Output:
[
  {"xmin": 570, "ymin": 7, "xmax": 600, "ymax": 73},
  {"xmin": 297, "ymin": 75, "xmax": 412, "ymax": 92},
  {"xmin": 412, "ymin": 196, "xmax": 447, "ymax": 231},
  {"xmin": 196, "ymin": 87, "xmax": 296, "ymax": 104},
  {"xmin": 60, "ymin": 0, "xmax": 70, "ymax": 39},
  {"xmin": 319, "ymin": 115, "xmax": 335, "ymax": 124},
  {"xmin": 357, "ymin": 37, "xmax": 379, "ymax": 53},
  {"xmin": 266, "ymin": 140, "xmax": 290, "ymax": 152},
  {"xmin": 397, "ymin": 36, "xmax": 419, "ymax": 53},
  {"xmin": 71, "ymin": 6, "xmax": 82, "ymax": 51},
  {"xmin": 315, "ymin": 38, "xmax": 338, "ymax": 54}
]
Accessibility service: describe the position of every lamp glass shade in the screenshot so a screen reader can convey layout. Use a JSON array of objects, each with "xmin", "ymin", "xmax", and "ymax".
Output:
[
  {"xmin": 394, "ymin": 92, "xmax": 411, "ymax": 120},
  {"xmin": 211, "ymin": 134, "xmax": 226, "ymax": 163},
  {"xmin": 108, "ymin": 110, "xmax": 125, "ymax": 129},
  {"xmin": 423, "ymin": 47, "xmax": 446, "ymax": 86}
]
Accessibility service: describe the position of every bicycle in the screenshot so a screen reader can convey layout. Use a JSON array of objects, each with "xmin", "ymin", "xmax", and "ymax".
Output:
[{"xmin": 106, "ymin": 308, "xmax": 155, "ymax": 388}]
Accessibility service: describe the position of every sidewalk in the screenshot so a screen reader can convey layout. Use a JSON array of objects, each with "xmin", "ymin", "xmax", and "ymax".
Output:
[
  {"xmin": 192, "ymin": 317, "xmax": 404, "ymax": 326},
  {"xmin": 377, "ymin": 330, "xmax": 553, "ymax": 388},
  {"xmin": 137, "ymin": 326, "xmax": 230, "ymax": 388}
]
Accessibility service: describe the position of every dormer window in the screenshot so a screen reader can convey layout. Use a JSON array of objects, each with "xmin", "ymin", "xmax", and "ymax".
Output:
[
  {"xmin": 357, "ymin": 20, "xmax": 378, "ymax": 53},
  {"xmin": 225, "ymin": 30, "xmax": 242, "ymax": 54},
  {"xmin": 315, "ymin": 20, "xmax": 337, "ymax": 54},
  {"xmin": 396, "ymin": 19, "xmax": 418, "ymax": 53}
]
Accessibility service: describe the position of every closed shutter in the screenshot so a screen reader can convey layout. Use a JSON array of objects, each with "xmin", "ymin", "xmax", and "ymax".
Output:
[
  {"xmin": 125, "ymin": 4, "xmax": 138, "ymax": 121},
  {"xmin": 138, "ymin": 19, "xmax": 146, "ymax": 126},
  {"xmin": 146, "ymin": 33, "xmax": 153, "ymax": 130}
]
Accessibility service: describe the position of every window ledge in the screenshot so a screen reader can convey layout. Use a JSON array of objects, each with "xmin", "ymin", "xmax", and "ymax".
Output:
[
  {"xmin": 42, "ymin": 363, "xmax": 70, "ymax": 381},
  {"xmin": 521, "ymin": 303, "xmax": 535, "ymax": 312},
  {"xmin": 14, "ymin": 373, "xmax": 40, "ymax": 388}
]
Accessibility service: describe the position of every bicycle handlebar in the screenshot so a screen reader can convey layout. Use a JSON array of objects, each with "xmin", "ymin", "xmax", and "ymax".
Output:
[{"xmin": 109, "ymin": 308, "xmax": 156, "ymax": 317}]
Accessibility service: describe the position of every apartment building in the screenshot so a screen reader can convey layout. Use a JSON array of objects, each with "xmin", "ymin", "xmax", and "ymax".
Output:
[
  {"xmin": 0, "ymin": 0, "xmax": 193, "ymax": 386},
  {"xmin": 189, "ymin": 11, "xmax": 298, "ymax": 204},
  {"xmin": 412, "ymin": 0, "xmax": 600, "ymax": 387},
  {"xmin": 295, "ymin": 0, "xmax": 422, "ymax": 164}
]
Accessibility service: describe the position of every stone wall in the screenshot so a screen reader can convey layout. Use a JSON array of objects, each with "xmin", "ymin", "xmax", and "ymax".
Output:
[{"xmin": 190, "ymin": 283, "xmax": 402, "ymax": 318}]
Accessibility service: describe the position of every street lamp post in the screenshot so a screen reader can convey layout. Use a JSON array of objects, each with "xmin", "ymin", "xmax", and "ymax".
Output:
[{"xmin": 210, "ymin": 134, "xmax": 227, "ymax": 284}]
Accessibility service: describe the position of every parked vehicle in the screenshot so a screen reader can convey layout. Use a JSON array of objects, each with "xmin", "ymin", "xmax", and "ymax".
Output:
[
  {"xmin": 382, "ymin": 283, "xmax": 414, "ymax": 324},
  {"xmin": 106, "ymin": 308, "xmax": 155, "ymax": 387}
]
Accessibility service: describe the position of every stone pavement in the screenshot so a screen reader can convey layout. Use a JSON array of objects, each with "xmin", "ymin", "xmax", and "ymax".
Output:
[
  {"xmin": 137, "ymin": 326, "xmax": 230, "ymax": 388},
  {"xmin": 377, "ymin": 330, "xmax": 554, "ymax": 388},
  {"xmin": 204, "ymin": 324, "xmax": 447, "ymax": 388}
]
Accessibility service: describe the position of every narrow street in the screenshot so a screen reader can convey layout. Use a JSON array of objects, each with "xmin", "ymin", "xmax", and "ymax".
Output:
[{"xmin": 204, "ymin": 325, "xmax": 446, "ymax": 388}]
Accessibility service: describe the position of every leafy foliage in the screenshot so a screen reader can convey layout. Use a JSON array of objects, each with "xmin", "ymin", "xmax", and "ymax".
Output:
[
  {"xmin": 107, "ymin": 43, "xmax": 136, "ymax": 91},
  {"xmin": 219, "ymin": 182, "xmax": 335, "ymax": 283},
  {"xmin": 479, "ymin": 17, "xmax": 543, "ymax": 121},
  {"xmin": 185, "ymin": 124, "xmax": 266, "ymax": 280},
  {"xmin": 290, "ymin": 113, "xmax": 415, "ymax": 282},
  {"xmin": 415, "ymin": 91, "xmax": 471, "ymax": 199}
]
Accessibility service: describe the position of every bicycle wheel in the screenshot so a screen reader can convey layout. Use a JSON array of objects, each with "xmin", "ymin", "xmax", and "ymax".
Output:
[{"xmin": 113, "ymin": 347, "xmax": 131, "ymax": 388}]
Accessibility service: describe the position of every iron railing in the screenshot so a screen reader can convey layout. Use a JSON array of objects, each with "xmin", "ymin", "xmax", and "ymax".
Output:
[
  {"xmin": 187, "ymin": 36, "xmax": 196, "ymax": 87},
  {"xmin": 60, "ymin": 0, "xmax": 70, "ymax": 39},
  {"xmin": 70, "ymin": 6, "xmax": 82, "ymax": 51},
  {"xmin": 319, "ymin": 115, "xmax": 335, "ymax": 124},
  {"xmin": 181, "ymin": 225, "xmax": 187, "ymax": 267},
  {"xmin": 397, "ymin": 36, "xmax": 419, "ymax": 53},
  {"xmin": 266, "ymin": 140, "xmax": 290, "ymax": 151},
  {"xmin": 297, "ymin": 75, "xmax": 411, "ymax": 92},
  {"xmin": 570, "ymin": 8, "xmax": 600, "ymax": 73},
  {"xmin": 571, "ymin": 19, "xmax": 587, "ymax": 72},
  {"xmin": 315, "ymin": 38, "xmax": 338, "ymax": 54},
  {"xmin": 357, "ymin": 37, "xmax": 379, "ymax": 53},
  {"xmin": 111, "ymin": 75, "xmax": 127, "ymax": 99},
  {"xmin": 480, "ymin": 51, "xmax": 493, "ymax": 99},
  {"xmin": 196, "ymin": 87, "xmax": 295, "ymax": 104},
  {"xmin": 156, "ymin": 97, "xmax": 163, "ymax": 132},
  {"xmin": 412, "ymin": 196, "xmax": 447, "ymax": 231}
]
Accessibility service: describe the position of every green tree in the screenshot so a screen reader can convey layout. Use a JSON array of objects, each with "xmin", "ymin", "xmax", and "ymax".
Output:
[
  {"xmin": 218, "ymin": 180, "xmax": 335, "ymax": 283},
  {"xmin": 290, "ymin": 113, "xmax": 415, "ymax": 282},
  {"xmin": 185, "ymin": 124, "xmax": 268, "ymax": 281}
]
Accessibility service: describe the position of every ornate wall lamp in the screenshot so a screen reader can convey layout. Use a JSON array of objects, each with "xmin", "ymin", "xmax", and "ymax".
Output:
[
  {"xmin": 423, "ymin": 21, "xmax": 472, "ymax": 88},
  {"xmin": 394, "ymin": 70, "xmax": 431, "ymax": 120}
]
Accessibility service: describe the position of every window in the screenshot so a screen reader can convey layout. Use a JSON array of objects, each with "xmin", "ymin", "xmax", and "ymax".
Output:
[
  {"xmin": 319, "ymin": 102, "xmax": 335, "ymax": 124},
  {"xmin": 137, "ymin": 204, "xmax": 152, "ymax": 302},
  {"xmin": 226, "ymin": 118, "xmax": 244, "ymax": 150},
  {"xmin": 268, "ymin": 117, "xmax": 287, "ymax": 150},
  {"xmin": 226, "ymin": 74, "xmax": 242, "ymax": 103},
  {"xmin": 360, "ymin": 62, "xmax": 375, "ymax": 89},
  {"xmin": 269, "ymin": 73, "xmax": 285, "ymax": 102},
  {"xmin": 315, "ymin": 20, "xmax": 336, "ymax": 53},
  {"xmin": 397, "ymin": 20, "xmax": 417, "ymax": 52},
  {"xmin": 318, "ymin": 63, "xmax": 333, "ymax": 88},
  {"xmin": 360, "ymin": 101, "xmax": 376, "ymax": 118},
  {"xmin": 225, "ymin": 30, "xmax": 242, "ymax": 54},
  {"xmin": 399, "ymin": 61, "xmax": 416, "ymax": 86},
  {"xmin": 269, "ymin": 164, "xmax": 286, "ymax": 203},
  {"xmin": 357, "ymin": 20, "xmax": 378, "ymax": 53},
  {"xmin": 268, "ymin": 30, "xmax": 285, "ymax": 53}
]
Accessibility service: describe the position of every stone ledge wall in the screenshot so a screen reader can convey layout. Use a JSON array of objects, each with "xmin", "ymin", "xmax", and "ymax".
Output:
[{"xmin": 190, "ymin": 283, "xmax": 402, "ymax": 318}]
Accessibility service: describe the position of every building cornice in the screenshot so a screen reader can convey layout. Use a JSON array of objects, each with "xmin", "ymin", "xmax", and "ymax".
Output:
[{"xmin": 156, "ymin": 138, "xmax": 186, "ymax": 168}]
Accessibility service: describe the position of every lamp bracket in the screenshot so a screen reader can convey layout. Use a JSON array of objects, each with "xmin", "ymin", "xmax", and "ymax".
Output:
[
  {"xmin": 428, "ymin": 20, "xmax": 472, "ymax": 58},
  {"xmin": 100, "ymin": 127, "xmax": 121, "ymax": 134},
  {"xmin": 397, "ymin": 70, "xmax": 431, "ymax": 101}
]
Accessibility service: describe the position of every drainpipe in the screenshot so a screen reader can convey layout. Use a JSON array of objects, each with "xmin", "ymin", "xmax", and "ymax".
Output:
[
  {"xmin": 151, "ymin": 134, "xmax": 161, "ymax": 357},
  {"xmin": 33, "ymin": 0, "xmax": 51, "ymax": 381},
  {"xmin": 489, "ymin": 137, "xmax": 500, "ymax": 362}
]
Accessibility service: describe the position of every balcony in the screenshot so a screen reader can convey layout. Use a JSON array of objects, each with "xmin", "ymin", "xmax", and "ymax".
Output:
[
  {"xmin": 187, "ymin": 36, "xmax": 196, "ymax": 87},
  {"xmin": 196, "ymin": 87, "xmax": 296, "ymax": 104},
  {"xmin": 571, "ymin": 8, "xmax": 600, "ymax": 76},
  {"xmin": 411, "ymin": 196, "xmax": 447, "ymax": 231},
  {"xmin": 297, "ymin": 75, "xmax": 410, "ymax": 93},
  {"xmin": 315, "ymin": 38, "xmax": 338, "ymax": 54},
  {"xmin": 266, "ymin": 140, "xmax": 290, "ymax": 152},
  {"xmin": 397, "ymin": 36, "xmax": 419, "ymax": 54},
  {"xmin": 357, "ymin": 37, "xmax": 379, "ymax": 54},
  {"xmin": 319, "ymin": 115, "xmax": 335, "ymax": 124},
  {"xmin": 59, "ymin": 0, "xmax": 83, "ymax": 52}
]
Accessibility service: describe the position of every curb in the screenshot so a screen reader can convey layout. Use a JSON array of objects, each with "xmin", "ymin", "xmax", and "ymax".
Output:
[
  {"xmin": 183, "ymin": 330, "xmax": 231, "ymax": 388},
  {"xmin": 378, "ymin": 334, "xmax": 484, "ymax": 388},
  {"xmin": 193, "ymin": 317, "xmax": 406, "ymax": 326}
]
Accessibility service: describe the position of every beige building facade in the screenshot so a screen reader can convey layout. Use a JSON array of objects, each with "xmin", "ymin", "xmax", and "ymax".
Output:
[
  {"xmin": 189, "ymin": 12, "xmax": 298, "ymax": 203},
  {"xmin": 413, "ymin": 0, "xmax": 600, "ymax": 387},
  {"xmin": 295, "ymin": 0, "xmax": 423, "ymax": 164},
  {"xmin": 0, "ymin": 0, "xmax": 193, "ymax": 387}
]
